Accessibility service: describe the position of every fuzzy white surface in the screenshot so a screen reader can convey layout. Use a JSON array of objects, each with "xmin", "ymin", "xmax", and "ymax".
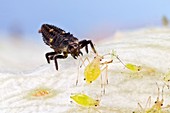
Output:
[{"xmin": 0, "ymin": 28, "xmax": 170, "ymax": 113}]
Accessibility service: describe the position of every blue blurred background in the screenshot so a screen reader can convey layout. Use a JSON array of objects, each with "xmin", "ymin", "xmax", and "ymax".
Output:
[{"xmin": 0, "ymin": 0, "xmax": 170, "ymax": 40}]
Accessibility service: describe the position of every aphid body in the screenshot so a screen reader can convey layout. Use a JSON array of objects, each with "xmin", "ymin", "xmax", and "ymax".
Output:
[
  {"xmin": 125, "ymin": 63, "xmax": 141, "ymax": 72},
  {"xmin": 70, "ymin": 93, "xmax": 100, "ymax": 107},
  {"xmin": 84, "ymin": 55, "xmax": 103, "ymax": 84},
  {"xmin": 78, "ymin": 53, "xmax": 113, "ymax": 94},
  {"xmin": 80, "ymin": 53, "xmax": 112, "ymax": 84},
  {"xmin": 145, "ymin": 97, "xmax": 164, "ymax": 113}
]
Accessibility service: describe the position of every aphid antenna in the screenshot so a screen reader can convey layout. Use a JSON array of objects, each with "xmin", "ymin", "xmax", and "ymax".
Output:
[
  {"xmin": 102, "ymin": 53, "xmax": 112, "ymax": 57},
  {"xmin": 164, "ymin": 105, "xmax": 170, "ymax": 109},
  {"xmin": 100, "ymin": 72, "xmax": 103, "ymax": 94},
  {"xmin": 137, "ymin": 102, "xmax": 145, "ymax": 112},
  {"xmin": 73, "ymin": 91, "xmax": 86, "ymax": 95},
  {"xmin": 108, "ymin": 50, "xmax": 126, "ymax": 67},
  {"xmin": 115, "ymin": 55, "xmax": 126, "ymax": 67},
  {"xmin": 145, "ymin": 96, "xmax": 152, "ymax": 110},
  {"xmin": 163, "ymin": 81, "xmax": 170, "ymax": 89},
  {"xmin": 155, "ymin": 82, "xmax": 164, "ymax": 100},
  {"xmin": 70, "ymin": 92, "xmax": 81, "ymax": 95},
  {"xmin": 76, "ymin": 56, "xmax": 91, "ymax": 85},
  {"xmin": 153, "ymin": 82, "xmax": 165, "ymax": 109},
  {"xmin": 101, "ymin": 64, "xmax": 109, "ymax": 81},
  {"xmin": 155, "ymin": 82, "xmax": 160, "ymax": 99},
  {"xmin": 79, "ymin": 56, "xmax": 90, "ymax": 68},
  {"xmin": 137, "ymin": 95, "xmax": 151, "ymax": 112}
]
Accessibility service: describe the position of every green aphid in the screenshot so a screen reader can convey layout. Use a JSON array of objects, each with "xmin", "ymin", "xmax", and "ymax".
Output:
[
  {"xmin": 70, "ymin": 93, "xmax": 100, "ymax": 107},
  {"xmin": 125, "ymin": 63, "xmax": 141, "ymax": 72}
]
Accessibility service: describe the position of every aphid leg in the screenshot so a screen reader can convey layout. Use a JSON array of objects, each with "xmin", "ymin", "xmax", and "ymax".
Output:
[
  {"xmin": 53, "ymin": 53, "xmax": 68, "ymax": 70},
  {"xmin": 100, "ymin": 60, "xmax": 113, "ymax": 65},
  {"xmin": 109, "ymin": 50, "xmax": 126, "ymax": 67},
  {"xmin": 79, "ymin": 57, "xmax": 91, "ymax": 82},
  {"xmin": 76, "ymin": 57, "xmax": 81, "ymax": 85},
  {"xmin": 100, "ymin": 60, "xmax": 113, "ymax": 84},
  {"xmin": 93, "ymin": 108, "xmax": 101, "ymax": 113},
  {"xmin": 115, "ymin": 56, "xmax": 126, "ymax": 67},
  {"xmin": 145, "ymin": 96, "xmax": 151, "ymax": 110},
  {"xmin": 79, "ymin": 40, "xmax": 97, "ymax": 54},
  {"xmin": 79, "ymin": 57, "xmax": 90, "ymax": 68},
  {"xmin": 160, "ymin": 83, "xmax": 165, "ymax": 104},
  {"xmin": 137, "ymin": 102, "xmax": 145, "ymax": 112},
  {"xmin": 45, "ymin": 52, "xmax": 56, "ymax": 63},
  {"xmin": 163, "ymin": 82, "xmax": 170, "ymax": 89},
  {"xmin": 100, "ymin": 72, "xmax": 104, "ymax": 95},
  {"xmin": 88, "ymin": 107, "xmax": 90, "ymax": 113},
  {"xmin": 163, "ymin": 105, "xmax": 170, "ymax": 109},
  {"xmin": 156, "ymin": 82, "xmax": 161, "ymax": 103},
  {"xmin": 105, "ymin": 65, "xmax": 108, "ymax": 84},
  {"xmin": 100, "ymin": 65, "xmax": 109, "ymax": 94},
  {"xmin": 100, "ymin": 62, "xmax": 111, "ymax": 95},
  {"xmin": 137, "ymin": 96, "xmax": 151, "ymax": 112}
]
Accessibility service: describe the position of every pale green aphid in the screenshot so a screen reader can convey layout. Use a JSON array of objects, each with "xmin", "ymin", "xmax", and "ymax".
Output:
[
  {"xmin": 84, "ymin": 54, "xmax": 104, "ymax": 84},
  {"xmin": 125, "ymin": 63, "xmax": 141, "ymax": 72},
  {"xmin": 110, "ymin": 50, "xmax": 141, "ymax": 72},
  {"xmin": 80, "ymin": 53, "xmax": 112, "ymax": 84},
  {"xmin": 137, "ymin": 83, "xmax": 170, "ymax": 113},
  {"xmin": 70, "ymin": 93, "xmax": 100, "ymax": 107}
]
